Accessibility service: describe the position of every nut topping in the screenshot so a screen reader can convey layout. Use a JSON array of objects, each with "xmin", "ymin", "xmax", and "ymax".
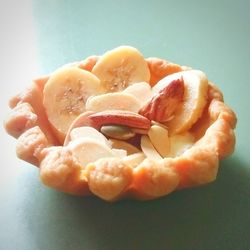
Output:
[
  {"xmin": 64, "ymin": 110, "xmax": 151, "ymax": 145},
  {"xmin": 100, "ymin": 125, "xmax": 135, "ymax": 140},
  {"xmin": 89, "ymin": 110, "xmax": 151, "ymax": 130},
  {"xmin": 139, "ymin": 78, "xmax": 184, "ymax": 123}
]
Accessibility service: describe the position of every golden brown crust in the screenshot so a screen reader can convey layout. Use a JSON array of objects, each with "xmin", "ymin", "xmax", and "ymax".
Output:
[
  {"xmin": 86, "ymin": 157, "xmax": 133, "ymax": 201},
  {"xmin": 197, "ymin": 103, "xmax": 236, "ymax": 159},
  {"xmin": 4, "ymin": 102, "xmax": 38, "ymax": 138},
  {"xmin": 7, "ymin": 79, "xmax": 60, "ymax": 146},
  {"xmin": 174, "ymin": 143, "xmax": 219, "ymax": 189},
  {"xmin": 39, "ymin": 146, "xmax": 90, "ymax": 195},
  {"xmin": 146, "ymin": 57, "xmax": 183, "ymax": 86},
  {"xmin": 78, "ymin": 55, "xmax": 100, "ymax": 72},
  {"xmin": 16, "ymin": 126, "xmax": 49, "ymax": 166},
  {"xmin": 207, "ymin": 82, "xmax": 224, "ymax": 102},
  {"xmin": 4, "ymin": 56, "xmax": 237, "ymax": 201},
  {"xmin": 6, "ymin": 57, "xmax": 100, "ymax": 145},
  {"xmin": 131, "ymin": 158, "xmax": 180, "ymax": 200}
]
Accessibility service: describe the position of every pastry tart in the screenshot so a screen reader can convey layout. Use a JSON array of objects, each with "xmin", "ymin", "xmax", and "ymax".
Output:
[{"xmin": 4, "ymin": 46, "xmax": 237, "ymax": 201}]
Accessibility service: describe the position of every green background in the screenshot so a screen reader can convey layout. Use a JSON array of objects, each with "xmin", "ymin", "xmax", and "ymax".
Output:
[{"xmin": 0, "ymin": 0, "xmax": 249, "ymax": 249}]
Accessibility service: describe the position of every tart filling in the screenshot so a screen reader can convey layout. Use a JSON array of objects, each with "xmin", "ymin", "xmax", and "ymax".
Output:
[{"xmin": 4, "ymin": 46, "xmax": 237, "ymax": 201}]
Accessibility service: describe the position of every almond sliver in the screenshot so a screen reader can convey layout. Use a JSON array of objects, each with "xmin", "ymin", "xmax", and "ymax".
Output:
[{"xmin": 140, "ymin": 135, "xmax": 162, "ymax": 161}]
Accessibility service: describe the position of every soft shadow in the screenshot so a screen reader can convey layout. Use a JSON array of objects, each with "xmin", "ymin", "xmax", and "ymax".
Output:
[{"xmin": 22, "ymin": 155, "xmax": 250, "ymax": 250}]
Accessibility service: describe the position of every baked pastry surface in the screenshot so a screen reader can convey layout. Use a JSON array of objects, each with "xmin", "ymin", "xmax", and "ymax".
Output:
[{"xmin": 4, "ymin": 46, "xmax": 237, "ymax": 201}]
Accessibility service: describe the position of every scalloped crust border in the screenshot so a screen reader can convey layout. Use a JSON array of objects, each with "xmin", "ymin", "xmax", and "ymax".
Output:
[{"xmin": 4, "ymin": 58, "xmax": 237, "ymax": 201}]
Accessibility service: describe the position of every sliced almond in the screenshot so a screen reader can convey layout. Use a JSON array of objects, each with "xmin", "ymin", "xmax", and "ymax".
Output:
[
  {"xmin": 109, "ymin": 139, "xmax": 140, "ymax": 155},
  {"xmin": 68, "ymin": 138, "xmax": 115, "ymax": 167},
  {"xmin": 148, "ymin": 125, "xmax": 170, "ymax": 157},
  {"xmin": 140, "ymin": 135, "xmax": 163, "ymax": 161},
  {"xmin": 64, "ymin": 126, "xmax": 109, "ymax": 146},
  {"xmin": 112, "ymin": 149, "xmax": 127, "ymax": 158},
  {"xmin": 123, "ymin": 152, "xmax": 146, "ymax": 168}
]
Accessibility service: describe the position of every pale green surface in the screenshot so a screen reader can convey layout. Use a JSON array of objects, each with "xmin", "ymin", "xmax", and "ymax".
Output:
[{"xmin": 1, "ymin": 0, "xmax": 250, "ymax": 249}]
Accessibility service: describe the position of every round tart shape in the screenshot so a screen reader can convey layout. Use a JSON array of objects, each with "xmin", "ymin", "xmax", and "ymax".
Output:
[{"xmin": 4, "ymin": 46, "xmax": 237, "ymax": 201}]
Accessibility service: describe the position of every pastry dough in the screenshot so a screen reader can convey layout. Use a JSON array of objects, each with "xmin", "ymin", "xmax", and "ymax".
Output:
[{"xmin": 4, "ymin": 47, "xmax": 237, "ymax": 201}]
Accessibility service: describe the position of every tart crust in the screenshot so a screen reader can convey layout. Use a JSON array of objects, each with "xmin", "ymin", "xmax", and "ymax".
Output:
[{"xmin": 4, "ymin": 56, "xmax": 237, "ymax": 201}]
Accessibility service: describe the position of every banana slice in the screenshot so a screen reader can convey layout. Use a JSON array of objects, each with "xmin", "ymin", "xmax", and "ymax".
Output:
[
  {"xmin": 92, "ymin": 46, "xmax": 150, "ymax": 92},
  {"xmin": 64, "ymin": 126, "xmax": 109, "ymax": 146},
  {"xmin": 86, "ymin": 92, "xmax": 141, "ymax": 113},
  {"xmin": 43, "ymin": 67, "xmax": 103, "ymax": 142},
  {"xmin": 68, "ymin": 138, "xmax": 115, "ymax": 167},
  {"xmin": 153, "ymin": 70, "xmax": 208, "ymax": 134},
  {"xmin": 123, "ymin": 82, "xmax": 152, "ymax": 106}
]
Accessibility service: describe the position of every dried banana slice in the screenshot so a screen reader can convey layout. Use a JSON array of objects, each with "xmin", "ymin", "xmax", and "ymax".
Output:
[
  {"xmin": 92, "ymin": 46, "xmax": 150, "ymax": 92},
  {"xmin": 43, "ymin": 67, "xmax": 103, "ymax": 141}
]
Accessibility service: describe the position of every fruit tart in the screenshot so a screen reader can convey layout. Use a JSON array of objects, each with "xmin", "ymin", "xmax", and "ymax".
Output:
[{"xmin": 4, "ymin": 46, "xmax": 237, "ymax": 201}]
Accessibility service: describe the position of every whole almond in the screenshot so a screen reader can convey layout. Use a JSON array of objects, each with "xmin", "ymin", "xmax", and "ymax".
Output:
[
  {"xmin": 64, "ymin": 110, "xmax": 151, "ymax": 145},
  {"xmin": 89, "ymin": 110, "xmax": 151, "ymax": 130},
  {"xmin": 139, "ymin": 78, "xmax": 184, "ymax": 123}
]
